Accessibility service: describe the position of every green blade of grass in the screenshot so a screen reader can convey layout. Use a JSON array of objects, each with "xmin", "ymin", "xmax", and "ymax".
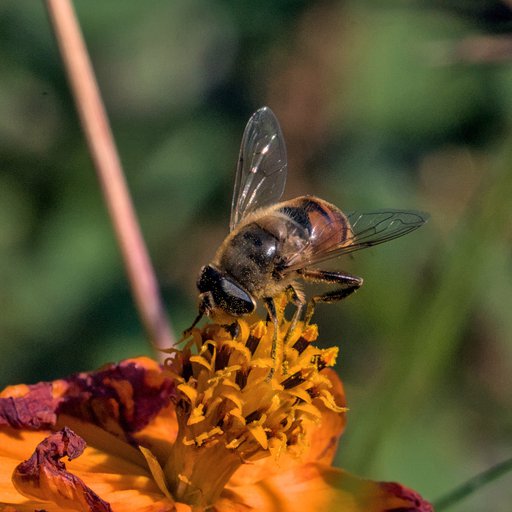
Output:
[{"xmin": 434, "ymin": 456, "xmax": 512, "ymax": 510}]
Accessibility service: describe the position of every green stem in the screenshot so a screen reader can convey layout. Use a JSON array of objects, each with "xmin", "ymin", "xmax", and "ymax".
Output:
[{"xmin": 434, "ymin": 456, "xmax": 512, "ymax": 510}]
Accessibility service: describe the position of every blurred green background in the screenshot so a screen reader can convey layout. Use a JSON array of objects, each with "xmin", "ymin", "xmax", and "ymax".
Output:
[{"xmin": 1, "ymin": 1, "xmax": 511, "ymax": 510}]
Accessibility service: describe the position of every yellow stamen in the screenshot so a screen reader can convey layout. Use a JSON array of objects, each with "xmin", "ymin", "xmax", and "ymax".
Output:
[{"xmin": 163, "ymin": 298, "xmax": 343, "ymax": 508}]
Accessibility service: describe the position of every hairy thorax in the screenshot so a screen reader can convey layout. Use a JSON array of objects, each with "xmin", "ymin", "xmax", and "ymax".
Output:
[{"xmin": 215, "ymin": 212, "xmax": 303, "ymax": 298}]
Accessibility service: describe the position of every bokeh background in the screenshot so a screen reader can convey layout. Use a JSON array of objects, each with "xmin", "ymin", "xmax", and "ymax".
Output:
[{"xmin": 1, "ymin": 1, "xmax": 512, "ymax": 510}]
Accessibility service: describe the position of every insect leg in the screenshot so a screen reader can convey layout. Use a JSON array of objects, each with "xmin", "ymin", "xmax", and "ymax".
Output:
[
  {"xmin": 284, "ymin": 284, "xmax": 306, "ymax": 342},
  {"xmin": 183, "ymin": 310, "xmax": 204, "ymax": 337},
  {"xmin": 299, "ymin": 268, "xmax": 363, "ymax": 325},
  {"xmin": 263, "ymin": 296, "xmax": 280, "ymax": 380}
]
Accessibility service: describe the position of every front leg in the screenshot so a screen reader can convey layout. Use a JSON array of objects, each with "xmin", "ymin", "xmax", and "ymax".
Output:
[
  {"xmin": 182, "ymin": 310, "xmax": 204, "ymax": 338},
  {"xmin": 183, "ymin": 291, "xmax": 214, "ymax": 336},
  {"xmin": 298, "ymin": 268, "xmax": 363, "ymax": 324}
]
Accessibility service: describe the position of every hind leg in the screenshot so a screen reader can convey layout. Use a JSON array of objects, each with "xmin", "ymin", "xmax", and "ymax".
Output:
[{"xmin": 298, "ymin": 268, "xmax": 363, "ymax": 325}]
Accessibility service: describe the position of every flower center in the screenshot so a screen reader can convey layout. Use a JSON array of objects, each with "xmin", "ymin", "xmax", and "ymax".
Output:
[{"xmin": 163, "ymin": 297, "xmax": 345, "ymax": 507}]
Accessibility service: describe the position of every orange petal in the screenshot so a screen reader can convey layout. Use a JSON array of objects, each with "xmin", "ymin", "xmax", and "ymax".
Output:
[
  {"xmin": 0, "ymin": 429, "xmax": 52, "ymax": 509},
  {"xmin": 0, "ymin": 357, "xmax": 181, "ymax": 512},
  {"xmin": 131, "ymin": 403, "xmax": 178, "ymax": 466},
  {"xmin": 0, "ymin": 425, "xmax": 184, "ymax": 512},
  {"xmin": 218, "ymin": 462, "xmax": 432, "ymax": 512},
  {"xmin": 304, "ymin": 368, "xmax": 347, "ymax": 465}
]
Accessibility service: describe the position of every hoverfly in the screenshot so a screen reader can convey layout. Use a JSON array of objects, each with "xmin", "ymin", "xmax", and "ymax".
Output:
[{"xmin": 189, "ymin": 107, "xmax": 428, "ymax": 367}]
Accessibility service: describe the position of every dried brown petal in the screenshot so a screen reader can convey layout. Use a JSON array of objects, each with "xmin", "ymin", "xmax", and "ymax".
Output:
[
  {"xmin": 0, "ymin": 383, "xmax": 57, "ymax": 430},
  {"xmin": 12, "ymin": 427, "xmax": 112, "ymax": 512}
]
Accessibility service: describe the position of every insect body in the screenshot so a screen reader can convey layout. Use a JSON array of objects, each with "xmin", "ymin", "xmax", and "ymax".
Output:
[
  {"xmin": 190, "ymin": 107, "xmax": 428, "ymax": 364},
  {"xmin": 197, "ymin": 195, "xmax": 356, "ymax": 317}
]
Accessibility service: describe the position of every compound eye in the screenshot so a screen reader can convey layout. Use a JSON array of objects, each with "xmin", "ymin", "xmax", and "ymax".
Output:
[
  {"xmin": 218, "ymin": 278, "xmax": 255, "ymax": 315},
  {"xmin": 197, "ymin": 265, "xmax": 255, "ymax": 316}
]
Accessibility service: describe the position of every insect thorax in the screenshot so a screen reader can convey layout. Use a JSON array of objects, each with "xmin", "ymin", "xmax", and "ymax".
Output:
[{"xmin": 217, "ymin": 213, "xmax": 306, "ymax": 297}]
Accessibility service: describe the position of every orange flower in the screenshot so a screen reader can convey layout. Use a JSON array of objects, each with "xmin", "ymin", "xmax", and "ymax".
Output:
[{"xmin": 0, "ymin": 303, "xmax": 432, "ymax": 512}]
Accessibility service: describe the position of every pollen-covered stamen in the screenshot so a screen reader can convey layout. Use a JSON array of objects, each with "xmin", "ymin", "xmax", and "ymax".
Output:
[
  {"xmin": 292, "ymin": 334, "xmax": 312, "ymax": 354},
  {"xmin": 245, "ymin": 332, "xmax": 263, "ymax": 355},
  {"xmin": 281, "ymin": 370, "xmax": 306, "ymax": 389},
  {"xmin": 163, "ymin": 302, "xmax": 345, "ymax": 508}
]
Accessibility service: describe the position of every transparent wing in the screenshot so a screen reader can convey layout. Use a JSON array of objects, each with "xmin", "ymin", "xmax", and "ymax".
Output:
[
  {"xmin": 230, "ymin": 106, "xmax": 288, "ymax": 231},
  {"xmin": 287, "ymin": 209, "xmax": 429, "ymax": 270}
]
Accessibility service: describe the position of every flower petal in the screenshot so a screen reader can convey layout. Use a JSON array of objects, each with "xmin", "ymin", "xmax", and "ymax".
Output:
[
  {"xmin": 303, "ymin": 368, "xmax": 346, "ymax": 465},
  {"xmin": 57, "ymin": 357, "xmax": 176, "ymax": 438},
  {"xmin": 131, "ymin": 403, "xmax": 178, "ymax": 466},
  {"xmin": 0, "ymin": 382, "xmax": 58, "ymax": 429},
  {"xmin": 0, "ymin": 358, "xmax": 176, "ymax": 445},
  {"xmin": 11, "ymin": 427, "xmax": 112, "ymax": 511},
  {"xmin": 218, "ymin": 463, "xmax": 432, "ymax": 512},
  {"xmin": 1, "ymin": 424, "xmax": 181, "ymax": 512},
  {"xmin": 0, "ymin": 428, "xmax": 57, "ymax": 508},
  {"xmin": 0, "ymin": 358, "xmax": 181, "ymax": 511}
]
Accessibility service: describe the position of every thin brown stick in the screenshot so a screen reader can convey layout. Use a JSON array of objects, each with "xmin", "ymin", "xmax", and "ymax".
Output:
[{"xmin": 45, "ymin": 0, "xmax": 177, "ymax": 351}]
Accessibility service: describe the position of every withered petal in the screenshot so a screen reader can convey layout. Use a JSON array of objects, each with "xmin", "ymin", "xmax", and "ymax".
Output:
[
  {"xmin": 58, "ymin": 357, "xmax": 175, "ymax": 437},
  {"xmin": 12, "ymin": 427, "xmax": 112, "ymax": 512},
  {"xmin": 0, "ymin": 383, "xmax": 57, "ymax": 430},
  {"xmin": 379, "ymin": 482, "xmax": 434, "ymax": 512},
  {"xmin": 0, "ymin": 358, "xmax": 176, "ymax": 443}
]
